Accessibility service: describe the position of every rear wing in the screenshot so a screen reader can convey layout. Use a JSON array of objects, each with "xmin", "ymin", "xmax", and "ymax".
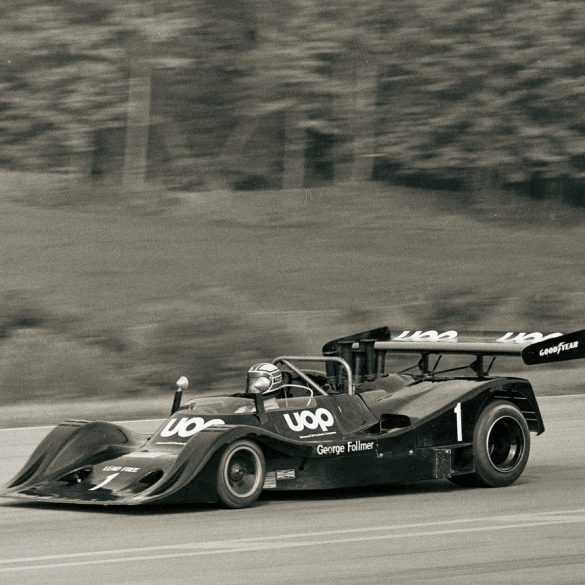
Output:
[
  {"xmin": 321, "ymin": 327, "xmax": 565, "ymax": 390},
  {"xmin": 322, "ymin": 327, "xmax": 564, "ymax": 357}
]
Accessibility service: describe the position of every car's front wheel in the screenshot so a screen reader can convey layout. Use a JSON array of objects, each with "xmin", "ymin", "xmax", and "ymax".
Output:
[
  {"xmin": 450, "ymin": 400, "xmax": 530, "ymax": 488},
  {"xmin": 216, "ymin": 440, "xmax": 266, "ymax": 508}
]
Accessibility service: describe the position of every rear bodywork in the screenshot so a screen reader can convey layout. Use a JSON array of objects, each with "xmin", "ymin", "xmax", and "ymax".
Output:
[{"xmin": 3, "ymin": 325, "xmax": 572, "ymax": 507}]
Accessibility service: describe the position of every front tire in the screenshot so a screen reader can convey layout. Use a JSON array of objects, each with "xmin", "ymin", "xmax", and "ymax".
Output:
[
  {"xmin": 450, "ymin": 400, "xmax": 530, "ymax": 488},
  {"xmin": 216, "ymin": 440, "xmax": 266, "ymax": 508}
]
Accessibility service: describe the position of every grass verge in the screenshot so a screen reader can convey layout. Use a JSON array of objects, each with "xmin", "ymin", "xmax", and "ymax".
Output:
[{"xmin": 0, "ymin": 172, "xmax": 584, "ymax": 417}]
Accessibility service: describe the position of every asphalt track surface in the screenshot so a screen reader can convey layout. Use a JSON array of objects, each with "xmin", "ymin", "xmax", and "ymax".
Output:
[{"xmin": 1, "ymin": 396, "xmax": 585, "ymax": 585}]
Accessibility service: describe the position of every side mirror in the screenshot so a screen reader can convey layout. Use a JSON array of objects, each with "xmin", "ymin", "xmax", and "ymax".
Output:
[{"xmin": 171, "ymin": 376, "xmax": 189, "ymax": 414}]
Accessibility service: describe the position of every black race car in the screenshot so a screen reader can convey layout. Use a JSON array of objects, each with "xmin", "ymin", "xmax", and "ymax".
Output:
[{"xmin": 2, "ymin": 326, "xmax": 583, "ymax": 508}]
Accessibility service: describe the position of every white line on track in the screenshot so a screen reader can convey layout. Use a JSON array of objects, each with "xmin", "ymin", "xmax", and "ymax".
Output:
[{"xmin": 2, "ymin": 508, "xmax": 585, "ymax": 573}]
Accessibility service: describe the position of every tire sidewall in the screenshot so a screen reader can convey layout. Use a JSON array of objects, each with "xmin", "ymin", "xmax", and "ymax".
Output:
[{"xmin": 473, "ymin": 400, "xmax": 530, "ymax": 487}]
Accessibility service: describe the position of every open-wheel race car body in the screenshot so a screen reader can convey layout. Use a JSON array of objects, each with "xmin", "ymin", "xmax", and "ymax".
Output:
[{"xmin": 3, "ymin": 326, "xmax": 583, "ymax": 508}]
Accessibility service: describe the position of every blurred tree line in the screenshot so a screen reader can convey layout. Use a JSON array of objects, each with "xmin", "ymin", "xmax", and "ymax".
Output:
[{"xmin": 1, "ymin": 0, "xmax": 584, "ymax": 201}]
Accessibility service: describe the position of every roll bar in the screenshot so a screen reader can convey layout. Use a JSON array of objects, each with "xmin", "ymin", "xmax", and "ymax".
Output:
[{"xmin": 272, "ymin": 356, "xmax": 354, "ymax": 395}]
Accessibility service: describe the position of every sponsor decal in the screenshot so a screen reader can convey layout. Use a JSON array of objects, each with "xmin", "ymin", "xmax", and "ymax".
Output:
[
  {"xmin": 315, "ymin": 440, "xmax": 375, "ymax": 457},
  {"xmin": 263, "ymin": 472, "xmax": 277, "ymax": 489},
  {"xmin": 262, "ymin": 470, "xmax": 296, "ymax": 489},
  {"xmin": 90, "ymin": 466, "xmax": 142, "ymax": 491},
  {"xmin": 496, "ymin": 331, "xmax": 562, "ymax": 344},
  {"xmin": 283, "ymin": 408, "xmax": 336, "ymax": 438},
  {"xmin": 395, "ymin": 330, "xmax": 458, "ymax": 342},
  {"xmin": 394, "ymin": 331, "xmax": 565, "ymax": 345},
  {"xmin": 539, "ymin": 340, "xmax": 579, "ymax": 357},
  {"xmin": 159, "ymin": 416, "xmax": 225, "ymax": 439}
]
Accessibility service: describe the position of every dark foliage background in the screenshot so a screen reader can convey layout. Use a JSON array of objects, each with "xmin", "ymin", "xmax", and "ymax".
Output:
[{"xmin": 1, "ymin": 0, "xmax": 584, "ymax": 201}]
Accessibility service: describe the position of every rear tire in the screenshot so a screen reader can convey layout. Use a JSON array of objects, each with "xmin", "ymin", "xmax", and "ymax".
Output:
[
  {"xmin": 450, "ymin": 401, "xmax": 530, "ymax": 488},
  {"xmin": 216, "ymin": 440, "xmax": 266, "ymax": 508}
]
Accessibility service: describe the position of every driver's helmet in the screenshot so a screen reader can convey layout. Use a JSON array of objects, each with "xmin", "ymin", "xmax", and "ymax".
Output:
[{"xmin": 246, "ymin": 362, "xmax": 283, "ymax": 394}]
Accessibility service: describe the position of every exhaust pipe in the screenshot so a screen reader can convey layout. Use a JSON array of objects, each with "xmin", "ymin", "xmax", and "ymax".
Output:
[
  {"xmin": 336, "ymin": 340, "xmax": 354, "ymax": 390},
  {"xmin": 375, "ymin": 348, "xmax": 387, "ymax": 376},
  {"xmin": 359, "ymin": 339, "xmax": 376, "ymax": 380},
  {"xmin": 323, "ymin": 350, "xmax": 339, "ymax": 391},
  {"xmin": 353, "ymin": 349, "xmax": 365, "ymax": 384}
]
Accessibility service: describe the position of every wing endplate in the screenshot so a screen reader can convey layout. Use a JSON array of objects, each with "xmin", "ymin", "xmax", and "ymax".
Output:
[{"xmin": 522, "ymin": 329, "xmax": 585, "ymax": 365}]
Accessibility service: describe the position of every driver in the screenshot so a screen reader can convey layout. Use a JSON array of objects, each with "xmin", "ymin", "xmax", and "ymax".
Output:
[{"xmin": 246, "ymin": 362, "xmax": 283, "ymax": 394}]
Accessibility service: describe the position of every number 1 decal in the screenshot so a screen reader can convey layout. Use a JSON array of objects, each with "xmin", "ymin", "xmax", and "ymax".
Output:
[
  {"xmin": 89, "ymin": 472, "xmax": 119, "ymax": 491},
  {"xmin": 454, "ymin": 402, "xmax": 463, "ymax": 442}
]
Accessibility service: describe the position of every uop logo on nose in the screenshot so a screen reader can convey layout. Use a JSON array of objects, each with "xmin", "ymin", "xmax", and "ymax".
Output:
[
  {"xmin": 283, "ymin": 408, "xmax": 334, "ymax": 433},
  {"xmin": 160, "ymin": 417, "xmax": 225, "ymax": 438}
]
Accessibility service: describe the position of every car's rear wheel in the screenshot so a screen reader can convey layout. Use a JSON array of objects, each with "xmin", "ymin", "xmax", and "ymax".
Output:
[
  {"xmin": 450, "ymin": 400, "xmax": 530, "ymax": 488},
  {"xmin": 216, "ymin": 440, "xmax": 266, "ymax": 508}
]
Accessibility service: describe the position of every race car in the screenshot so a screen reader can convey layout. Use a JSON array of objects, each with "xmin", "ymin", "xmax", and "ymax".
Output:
[{"xmin": 2, "ymin": 326, "xmax": 583, "ymax": 508}]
